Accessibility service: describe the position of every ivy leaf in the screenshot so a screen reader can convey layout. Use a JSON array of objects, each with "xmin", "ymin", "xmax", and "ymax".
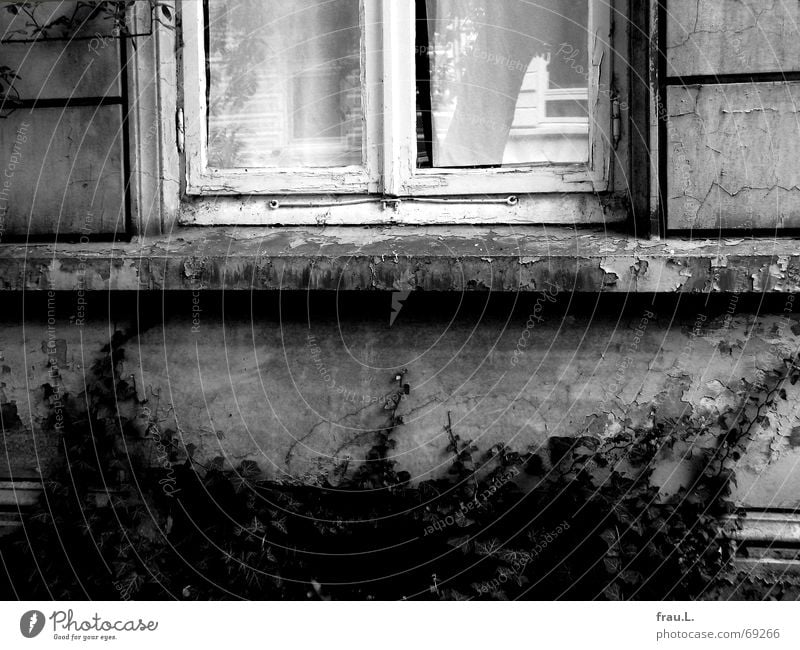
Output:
[
  {"xmin": 620, "ymin": 570, "xmax": 642, "ymax": 585},
  {"xmin": 270, "ymin": 516, "xmax": 288, "ymax": 535},
  {"xmin": 603, "ymin": 557, "xmax": 621, "ymax": 574},
  {"xmin": 238, "ymin": 460, "xmax": 260, "ymax": 480},
  {"xmin": 444, "ymin": 589, "xmax": 471, "ymax": 601},
  {"xmin": 475, "ymin": 539, "xmax": 501, "ymax": 557},
  {"xmin": 600, "ymin": 528, "xmax": 617, "ymax": 548},
  {"xmin": 244, "ymin": 516, "xmax": 265, "ymax": 536},
  {"xmin": 603, "ymin": 582, "xmax": 623, "ymax": 601},
  {"xmin": 627, "ymin": 519, "xmax": 644, "ymax": 536}
]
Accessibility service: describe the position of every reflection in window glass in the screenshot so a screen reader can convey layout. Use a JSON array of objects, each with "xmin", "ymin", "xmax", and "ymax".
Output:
[
  {"xmin": 206, "ymin": 0, "xmax": 363, "ymax": 169},
  {"xmin": 420, "ymin": 0, "xmax": 590, "ymax": 168}
]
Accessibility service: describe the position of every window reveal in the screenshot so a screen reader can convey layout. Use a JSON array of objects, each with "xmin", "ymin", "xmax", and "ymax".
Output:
[
  {"xmin": 206, "ymin": 0, "xmax": 363, "ymax": 169},
  {"xmin": 184, "ymin": 0, "xmax": 614, "ymax": 202},
  {"xmin": 420, "ymin": 0, "xmax": 590, "ymax": 167}
]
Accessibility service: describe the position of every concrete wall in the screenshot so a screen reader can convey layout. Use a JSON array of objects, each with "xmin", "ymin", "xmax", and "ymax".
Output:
[
  {"xmin": 666, "ymin": 0, "xmax": 800, "ymax": 229},
  {"xmin": 3, "ymin": 0, "xmax": 800, "ymax": 519},
  {"xmin": 2, "ymin": 292, "xmax": 800, "ymax": 509}
]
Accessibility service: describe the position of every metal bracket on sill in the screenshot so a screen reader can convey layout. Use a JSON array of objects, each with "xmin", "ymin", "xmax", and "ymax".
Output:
[{"xmin": 267, "ymin": 195, "xmax": 519, "ymax": 210}]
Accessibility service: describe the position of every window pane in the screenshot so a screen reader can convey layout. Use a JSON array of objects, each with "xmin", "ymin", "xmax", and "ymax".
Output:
[
  {"xmin": 206, "ymin": 0, "xmax": 363, "ymax": 169},
  {"xmin": 420, "ymin": 0, "xmax": 590, "ymax": 168}
]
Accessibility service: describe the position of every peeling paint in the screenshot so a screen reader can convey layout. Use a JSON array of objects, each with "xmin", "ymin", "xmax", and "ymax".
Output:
[{"xmin": 4, "ymin": 228, "xmax": 800, "ymax": 294}]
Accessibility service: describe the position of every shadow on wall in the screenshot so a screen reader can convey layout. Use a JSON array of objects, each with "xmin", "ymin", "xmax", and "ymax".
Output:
[
  {"xmin": 2, "ymin": 319, "xmax": 799, "ymax": 600},
  {"xmin": 1, "ymin": 291, "xmax": 799, "ymax": 501}
]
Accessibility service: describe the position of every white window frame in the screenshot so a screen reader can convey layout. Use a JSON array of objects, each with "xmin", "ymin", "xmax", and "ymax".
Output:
[
  {"xmin": 181, "ymin": 0, "xmax": 615, "ymax": 198},
  {"xmin": 182, "ymin": 0, "xmax": 381, "ymax": 195}
]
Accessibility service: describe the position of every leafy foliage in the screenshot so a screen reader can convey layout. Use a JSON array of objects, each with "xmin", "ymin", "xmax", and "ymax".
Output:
[
  {"xmin": 2, "ymin": 332, "xmax": 795, "ymax": 600},
  {"xmin": 0, "ymin": 65, "xmax": 21, "ymax": 117},
  {"xmin": 0, "ymin": 1, "xmax": 174, "ymax": 115},
  {"xmin": 3, "ymin": 1, "xmax": 173, "ymax": 41}
]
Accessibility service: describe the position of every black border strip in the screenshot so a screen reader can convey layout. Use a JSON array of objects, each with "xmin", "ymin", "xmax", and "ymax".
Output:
[
  {"xmin": 657, "ymin": 0, "xmax": 668, "ymax": 237},
  {"xmin": 119, "ymin": 31, "xmax": 132, "ymax": 240},
  {"xmin": 8, "ymin": 96, "xmax": 123, "ymax": 109},
  {"xmin": 666, "ymin": 72, "xmax": 800, "ymax": 86},
  {"xmin": 629, "ymin": 0, "xmax": 653, "ymax": 237}
]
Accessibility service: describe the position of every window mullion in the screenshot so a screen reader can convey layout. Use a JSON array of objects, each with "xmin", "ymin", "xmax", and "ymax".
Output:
[
  {"xmin": 363, "ymin": 0, "xmax": 382, "ymax": 191},
  {"xmin": 182, "ymin": 1, "xmax": 208, "ymax": 194},
  {"xmin": 588, "ymin": 0, "xmax": 612, "ymax": 182},
  {"xmin": 380, "ymin": 0, "xmax": 416, "ymax": 196}
]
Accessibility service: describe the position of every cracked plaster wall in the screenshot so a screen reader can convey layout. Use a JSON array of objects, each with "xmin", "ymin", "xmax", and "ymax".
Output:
[
  {"xmin": 666, "ymin": 1, "xmax": 800, "ymax": 230},
  {"xmin": 668, "ymin": 82, "xmax": 800, "ymax": 230},
  {"xmin": 667, "ymin": 0, "xmax": 800, "ymax": 77},
  {"xmin": 2, "ymin": 303, "xmax": 800, "ymax": 508}
]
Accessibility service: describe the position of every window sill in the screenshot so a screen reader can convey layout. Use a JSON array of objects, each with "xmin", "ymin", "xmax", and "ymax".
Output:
[{"xmin": 0, "ymin": 226, "xmax": 798, "ymax": 293}]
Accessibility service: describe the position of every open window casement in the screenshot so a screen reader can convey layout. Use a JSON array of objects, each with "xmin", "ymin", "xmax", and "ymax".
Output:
[
  {"xmin": 181, "ymin": 0, "xmax": 621, "ymax": 220},
  {"xmin": 404, "ymin": 0, "xmax": 614, "ymax": 195}
]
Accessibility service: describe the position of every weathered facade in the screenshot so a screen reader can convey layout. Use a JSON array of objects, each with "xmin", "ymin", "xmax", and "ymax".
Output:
[
  {"xmin": 2, "ymin": 0, "xmax": 800, "ymax": 595},
  {"xmin": 3, "ymin": 292, "xmax": 800, "ymax": 506}
]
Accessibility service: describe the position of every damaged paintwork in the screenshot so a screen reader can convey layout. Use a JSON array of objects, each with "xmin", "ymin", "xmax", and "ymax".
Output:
[{"xmin": 3, "ymin": 227, "xmax": 800, "ymax": 293}]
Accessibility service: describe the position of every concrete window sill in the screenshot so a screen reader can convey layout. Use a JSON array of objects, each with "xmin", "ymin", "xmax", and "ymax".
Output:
[{"xmin": 1, "ymin": 226, "xmax": 798, "ymax": 293}]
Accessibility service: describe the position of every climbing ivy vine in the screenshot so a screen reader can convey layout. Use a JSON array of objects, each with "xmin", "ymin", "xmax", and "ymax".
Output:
[
  {"xmin": 0, "ymin": 1, "xmax": 174, "ymax": 116},
  {"xmin": 1, "ymin": 330, "xmax": 798, "ymax": 600}
]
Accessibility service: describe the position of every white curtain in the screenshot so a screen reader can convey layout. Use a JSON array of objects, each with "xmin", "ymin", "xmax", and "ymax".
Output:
[
  {"xmin": 207, "ymin": 0, "xmax": 362, "ymax": 169},
  {"xmin": 425, "ymin": 0, "xmax": 589, "ymax": 167}
]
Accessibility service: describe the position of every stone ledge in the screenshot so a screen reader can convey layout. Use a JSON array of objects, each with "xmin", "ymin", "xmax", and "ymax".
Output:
[
  {"xmin": 722, "ymin": 511, "xmax": 800, "ymax": 579},
  {"xmin": 1, "ymin": 226, "xmax": 800, "ymax": 292}
]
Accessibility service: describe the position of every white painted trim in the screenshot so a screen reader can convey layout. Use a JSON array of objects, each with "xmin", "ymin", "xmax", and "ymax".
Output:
[
  {"xmin": 363, "ymin": 0, "xmax": 383, "ymax": 194},
  {"xmin": 0, "ymin": 480, "xmax": 43, "ymax": 508},
  {"xmin": 180, "ymin": 192, "xmax": 628, "ymax": 226},
  {"xmin": 0, "ymin": 480, "xmax": 126, "ymax": 535},
  {"xmin": 178, "ymin": 0, "xmax": 619, "ymax": 202},
  {"xmin": 400, "ymin": 0, "xmax": 614, "ymax": 196},
  {"xmin": 126, "ymin": 0, "xmax": 179, "ymax": 236},
  {"xmin": 723, "ymin": 512, "xmax": 800, "ymax": 544},
  {"xmin": 157, "ymin": 0, "xmax": 181, "ymax": 233},
  {"xmin": 181, "ymin": 0, "xmax": 376, "ymax": 196},
  {"xmin": 380, "ymin": 0, "xmax": 416, "ymax": 196},
  {"xmin": 127, "ymin": 1, "xmax": 161, "ymax": 236}
]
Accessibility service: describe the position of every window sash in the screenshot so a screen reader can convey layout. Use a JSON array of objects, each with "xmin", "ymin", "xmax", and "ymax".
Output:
[
  {"xmin": 182, "ymin": 0, "xmax": 381, "ymax": 195},
  {"xmin": 396, "ymin": 0, "xmax": 613, "ymax": 195},
  {"xmin": 182, "ymin": 0, "xmax": 613, "ymax": 197}
]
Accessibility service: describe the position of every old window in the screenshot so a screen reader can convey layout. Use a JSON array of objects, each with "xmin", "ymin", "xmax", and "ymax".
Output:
[
  {"xmin": 0, "ymin": 0, "xmax": 630, "ymax": 236},
  {"xmin": 182, "ymin": 0, "xmax": 620, "ymax": 201},
  {"xmin": 205, "ymin": 0, "xmax": 364, "ymax": 171}
]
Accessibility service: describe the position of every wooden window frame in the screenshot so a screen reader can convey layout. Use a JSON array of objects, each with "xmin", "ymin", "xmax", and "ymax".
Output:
[
  {"xmin": 125, "ymin": 0, "xmax": 633, "ymax": 229},
  {"xmin": 181, "ymin": 0, "xmax": 381, "ymax": 195},
  {"xmin": 180, "ymin": 0, "xmax": 620, "ymax": 198},
  {"xmin": 395, "ymin": 0, "xmax": 614, "ymax": 196}
]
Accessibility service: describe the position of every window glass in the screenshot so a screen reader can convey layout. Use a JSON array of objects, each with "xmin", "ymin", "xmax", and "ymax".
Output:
[
  {"xmin": 206, "ymin": 0, "xmax": 363, "ymax": 169},
  {"xmin": 419, "ymin": 0, "xmax": 590, "ymax": 168}
]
